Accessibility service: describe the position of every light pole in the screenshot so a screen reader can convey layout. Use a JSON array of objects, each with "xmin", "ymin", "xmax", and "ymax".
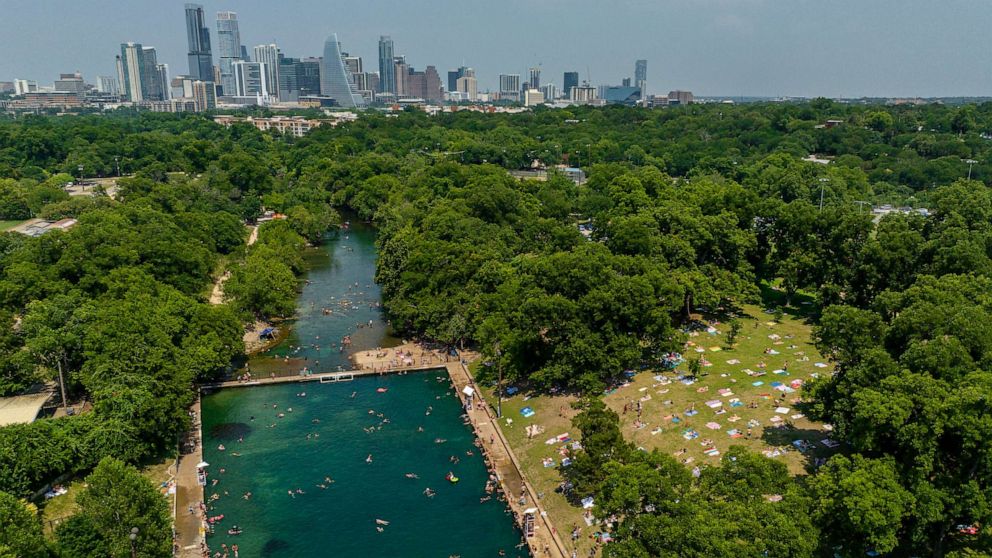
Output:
[
  {"xmin": 964, "ymin": 159, "xmax": 978, "ymax": 180},
  {"xmin": 818, "ymin": 178, "xmax": 829, "ymax": 211},
  {"xmin": 77, "ymin": 164, "xmax": 84, "ymax": 184},
  {"xmin": 854, "ymin": 200, "xmax": 871, "ymax": 214},
  {"xmin": 115, "ymin": 156, "xmax": 121, "ymax": 177},
  {"xmin": 129, "ymin": 526, "xmax": 139, "ymax": 558}
]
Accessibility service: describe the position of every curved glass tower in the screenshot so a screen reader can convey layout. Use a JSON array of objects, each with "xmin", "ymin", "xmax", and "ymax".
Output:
[{"xmin": 320, "ymin": 34, "xmax": 365, "ymax": 108}]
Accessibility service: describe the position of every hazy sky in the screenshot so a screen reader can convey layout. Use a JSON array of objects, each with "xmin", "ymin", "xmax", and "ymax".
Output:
[{"xmin": 1, "ymin": 0, "xmax": 990, "ymax": 97}]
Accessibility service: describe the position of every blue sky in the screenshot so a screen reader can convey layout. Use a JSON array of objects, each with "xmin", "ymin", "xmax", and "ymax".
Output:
[{"xmin": 1, "ymin": 0, "xmax": 990, "ymax": 97}]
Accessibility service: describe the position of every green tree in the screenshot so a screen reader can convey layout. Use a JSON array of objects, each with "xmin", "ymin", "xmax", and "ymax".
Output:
[
  {"xmin": 73, "ymin": 457, "xmax": 171, "ymax": 558},
  {"xmin": 725, "ymin": 318, "xmax": 742, "ymax": 348},
  {"xmin": 0, "ymin": 491, "xmax": 49, "ymax": 558}
]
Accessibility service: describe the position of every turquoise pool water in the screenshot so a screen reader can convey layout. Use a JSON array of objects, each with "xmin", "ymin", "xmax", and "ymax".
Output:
[
  {"xmin": 201, "ymin": 373, "xmax": 528, "ymax": 557},
  {"xmin": 202, "ymin": 219, "xmax": 528, "ymax": 557}
]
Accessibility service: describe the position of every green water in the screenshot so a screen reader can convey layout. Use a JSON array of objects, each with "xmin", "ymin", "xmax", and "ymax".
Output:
[
  {"xmin": 202, "ymin": 220, "xmax": 528, "ymax": 557},
  {"xmin": 248, "ymin": 218, "xmax": 399, "ymax": 377}
]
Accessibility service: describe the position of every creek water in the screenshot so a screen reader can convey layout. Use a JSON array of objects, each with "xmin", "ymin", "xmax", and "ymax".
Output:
[{"xmin": 201, "ymin": 221, "xmax": 528, "ymax": 557}]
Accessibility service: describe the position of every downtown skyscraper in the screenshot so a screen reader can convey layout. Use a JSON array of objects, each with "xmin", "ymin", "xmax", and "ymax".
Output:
[
  {"xmin": 378, "ymin": 35, "xmax": 395, "ymax": 95},
  {"xmin": 216, "ymin": 11, "xmax": 242, "ymax": 95},
  {"xmin": 184, "ymin": 4, "xmax": 213, "ymax": 81},
  {"xmin": 253, "ymin": 44, "xmax": 280, "ymax": 100},
  {"xmin": 635, "ymin": 59, "xmax": 647, "ymax": 98},
  {"xmin": 322, "ymin": 34, "xmax": 366, "ymax": 108},
  {"xmin": 117, "ymin": 42, "xmax": 167, "ymax": 102}
]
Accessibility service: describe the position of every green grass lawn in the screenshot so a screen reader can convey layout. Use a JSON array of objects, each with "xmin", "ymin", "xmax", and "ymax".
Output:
[
  {"xmin": 0, "ymin": 220, "xmax": 27, "ymax": 231},
  {"xmin": 475, "ymin": 287, "xmax": 838, "ymax": 557},
  {"xmin": 40, "ymin": 457, "xmax": 177, "ymax": 536}
]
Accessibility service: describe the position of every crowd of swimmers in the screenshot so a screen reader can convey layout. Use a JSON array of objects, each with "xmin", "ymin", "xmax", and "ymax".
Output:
[{"xmin": 192, "ymin": 367, "xmax": 538, "ymax": 557}]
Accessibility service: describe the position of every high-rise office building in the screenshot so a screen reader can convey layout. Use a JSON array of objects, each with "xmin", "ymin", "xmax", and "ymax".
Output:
[
  {"xmin": 524, "ymin": 89, "xmax": 544, "ymax": 106},
  {"xmin": 54, "ymin": 72, "xmax": 86, "ymax": 94},
  {"xmin": 563, "ymin": 71, "xmax": 579, "ymax": 97},
  {"xmin": 155, "ymin": 63, "xmax": 170, "ymax": 100},
  {"xmin": 14, "ymin": 79, "xmax": 38, "ymax": 95},
  {"xmin": 321, "ymin": 34, "xmax": 365, "ymax": 108},
  {"xmin": 118, "ymin": 43, "xmax": 166, "ymax": 102},
  {"xmin": 192, "ymin": 79, "xmax": 216, "ymax": 111},
  {"xmin": 232, "ymin": 61, "xmax": 265, "ymax": 97},
  {"xmin": 540, "ymin": 83, "xmax": 558, "ymax": 101},
  {"xmin": 447, "ymin": 66, "xmax": 473, "ymax": 93},
  {"xmin": 393, "ymin": 56, "xmax": 408, "ymax": 97},
  {"xmin": 278, "ymin": 56, "xmax": 322, "ymax": 101},
  {"xmin": 456, "ymin": 75, "xmax": 477, "ymax": 100},
  {"xmin": 253, "ymin": 44, "xmax": 280, "ymax": 100},
  {"xmin": 96, "ymin": 75, "xmax": 119, "ymax": 94},
  {"xmin": 343, "ymin": 54, "xmax": 362, "ymax": 76},
  {"xmin": 397, "ymin": 65, "xmax": 442, "ymax": 101},
  {"xmin": 377, "ymin": 36, "xmax": 395, "ymax": 95},
  {"xmin": 635, "ymin": 59, "xmax": 647, "ymax": 98},
  {"xmin": 498, "ymin": 74, "xmax": 520, "ymax": 102},
  {"xmin": 216, "ymin": 11, "xmax": 241, "ymax": 95},
  {"xmin": 184, "ymin": 4, "xmax": 213, "ymax": 81},
  {"xmin": 528, "ymin": 67, "xmax": 541, "ymax": 90},
  {"xmin": 118, "ymin": 43, "xmax": 144, "ymax": 101}
]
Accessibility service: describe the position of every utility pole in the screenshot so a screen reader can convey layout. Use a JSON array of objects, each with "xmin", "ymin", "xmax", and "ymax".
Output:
[{"xmin": 818, "ymin": 178, "xmax": 829, "ymax": 211}]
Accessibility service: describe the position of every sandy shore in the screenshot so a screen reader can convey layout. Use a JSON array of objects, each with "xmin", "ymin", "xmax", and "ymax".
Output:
[
  {"xmin": 243, "ymin": 320, "xmax": 276, "ymax": 355},
  {"xmin": 349, "ymin": 342, "xmax": 474, "ymax": 371}
]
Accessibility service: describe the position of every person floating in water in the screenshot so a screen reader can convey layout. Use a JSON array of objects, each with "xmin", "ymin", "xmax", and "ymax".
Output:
[{"xmin": 366, "ymin": 454, "xmax": 373, "ymax": 464}]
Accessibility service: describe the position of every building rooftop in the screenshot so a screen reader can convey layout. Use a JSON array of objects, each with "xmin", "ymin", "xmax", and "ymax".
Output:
[{"xmin": 0, "ymin": 391, "xmax": 52, "ymax": 427}]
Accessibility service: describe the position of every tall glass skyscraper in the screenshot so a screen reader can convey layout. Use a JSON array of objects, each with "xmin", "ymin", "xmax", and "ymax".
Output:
[
  {"xmin": 117, "ymin": 43, "xmax": 166, "ymax": 102},
  {"xmin": 321, "ymin": 34, "xmax": 365, "ymax": 108},
  {"xmin": 635, "ymin": 59, "xmax": 647, "ymax": 98},
  {"xmin": 184, "ymin": 4, "xmax": 213, "ymax": 81},
  {"xmin": 563, "ymin": 71, "xmax": 579, "ymax": 96},
  {"xmin": 216, "ymin": 11, "xmax": 241, "ymax": 95},
  {"xmin": 377, "ymin": 35, "xmax": 395, "ymax": 95}
]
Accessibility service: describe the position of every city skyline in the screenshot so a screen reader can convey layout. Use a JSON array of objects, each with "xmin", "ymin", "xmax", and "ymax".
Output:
[{"xmin": 0, "ymin": 0, "xmax": 990, "ymax": 97}]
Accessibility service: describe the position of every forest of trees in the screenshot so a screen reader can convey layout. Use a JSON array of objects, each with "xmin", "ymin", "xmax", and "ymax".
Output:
[{"xmin": 0, "ymin": 101, "xmax": 990, "ymax": 555}]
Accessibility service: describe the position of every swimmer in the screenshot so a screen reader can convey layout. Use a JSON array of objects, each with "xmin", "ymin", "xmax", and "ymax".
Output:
[{"xmin": 366, "ymin": 454, "xmax": 373, "ymax": 464}]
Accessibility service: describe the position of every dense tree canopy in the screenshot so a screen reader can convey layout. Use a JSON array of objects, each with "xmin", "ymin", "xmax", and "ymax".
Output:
[{"xmin": 1, "ymin": 102, "xmax": 991, "ymax": 556}]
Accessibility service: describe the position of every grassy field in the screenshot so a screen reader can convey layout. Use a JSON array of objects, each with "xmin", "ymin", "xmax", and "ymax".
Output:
[
  {"xmin": 0, "ymin": 220, "xmax": 27, "ymax": 231},
  {"xmin": 476, "ymin": 288, "xmax": 838, "ymax": 557},
  {"xmin": 40, "ymin": 457, "xmax": 177, "ymax": 536}
]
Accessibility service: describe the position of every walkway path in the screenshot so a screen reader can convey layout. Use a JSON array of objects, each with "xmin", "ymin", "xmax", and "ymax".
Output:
[
  {"xmin": 448, "ymin": 361, "xmax": 569, "ymax": 558},
  {"xmin": 174, "ymin": 397, "xmax": 205, "ymax": 558},
  {"xmin": 208, "ymin": 225, "xmax": 259, "ymax": 306}
]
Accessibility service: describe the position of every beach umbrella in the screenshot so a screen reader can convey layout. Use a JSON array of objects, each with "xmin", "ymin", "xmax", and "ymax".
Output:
[{"xmin": 196, "ymin": 461, "xmax": 209, "ymax": 468}]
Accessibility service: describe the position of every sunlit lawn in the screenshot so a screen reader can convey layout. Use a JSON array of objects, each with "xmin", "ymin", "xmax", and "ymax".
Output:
[
  {"xmin": 40, "ymin": 457, "xmax": 178, "ymax": 536},
  {"xmin": 0, "ymin": 220, "xmax": 27, "ymax": 231},
  {"xmin": 475, "ymin": 286, "xmax": 839, "ymax": 557}
]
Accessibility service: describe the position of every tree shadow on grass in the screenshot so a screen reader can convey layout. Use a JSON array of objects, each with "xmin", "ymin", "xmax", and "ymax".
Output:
[
  {"xmin": 757, "ymin": 281, "xmax": 819, "ymax": 323},
  {"xmin": 760, "ymin": 423, "xmax": 839, "ymax": 474}
]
